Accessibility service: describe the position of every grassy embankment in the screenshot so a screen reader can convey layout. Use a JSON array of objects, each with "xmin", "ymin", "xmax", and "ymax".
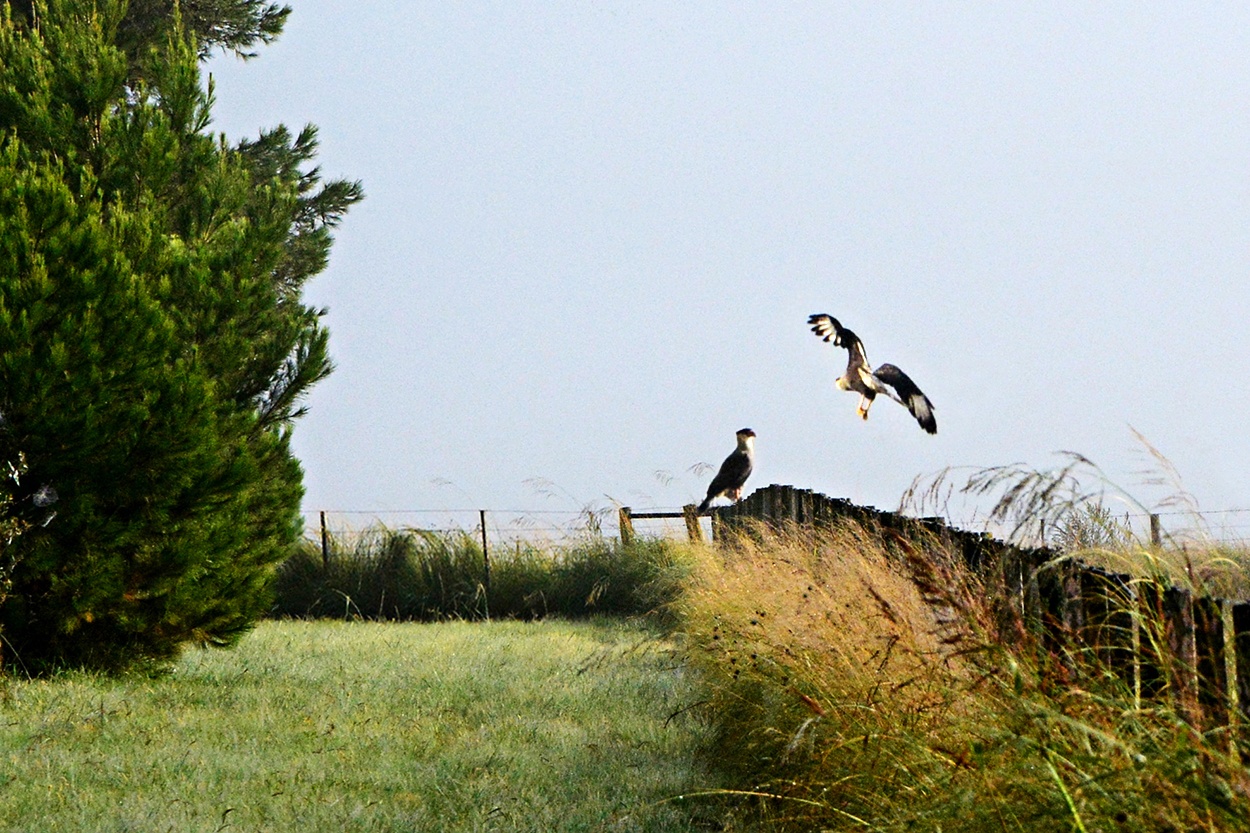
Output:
[
  {"xmin": 0, "ymin": 618, "xmax": 723, "ymax": 833},
  {"xmin": 674, "ymin": 519, "xmax": 1250, "ymax": 831}
]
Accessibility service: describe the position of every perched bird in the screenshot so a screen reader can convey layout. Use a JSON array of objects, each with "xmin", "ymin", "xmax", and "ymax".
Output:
[
  {"xmin": 697, "ymin": 428, "xmax": 756, "ymax": 513},
  {"xmin": 807, "ymin": 313, "xmax": 936, "ymax": 434}
]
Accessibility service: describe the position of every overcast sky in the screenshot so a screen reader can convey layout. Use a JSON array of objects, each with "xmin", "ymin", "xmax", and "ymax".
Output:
[{"xmin": 207, "ymin": 3, "xmax": 1250, "ymax": 539}]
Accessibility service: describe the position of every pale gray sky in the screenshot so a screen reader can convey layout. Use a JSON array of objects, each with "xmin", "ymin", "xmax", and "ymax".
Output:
[{"xmin": 207, "ymin": 3, "xmax": 1250, "ymax": 537}]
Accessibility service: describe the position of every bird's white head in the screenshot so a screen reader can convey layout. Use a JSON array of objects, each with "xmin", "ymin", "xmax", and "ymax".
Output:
[
  {"xmin": 736, "ymin": 427, "xmax": 756, "ymax": 452},
  {"xmin": 835, "ymin": 376, "xmax": 851, "ymax": 392}
]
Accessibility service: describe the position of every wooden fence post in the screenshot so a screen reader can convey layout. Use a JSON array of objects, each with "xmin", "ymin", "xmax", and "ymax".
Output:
[
  {"xmin": 1235, "ymin": 602, "xmax": 1250, "ymax": 709},
  {"xmin": 683, "ymin": 504, "xmax": 704, "ymax": 543},
  {"xmin": 1195, "ymin": 596, "xmax": 1229, "ymax": 729},
  {"xmin": 1135, "ymin": 580, "xmax": 1145, "ymax": 710},
  {"xmin": 1088, "ymin": 569, "xmax": 1135, "ymax": 687},
  {"xmin": 618, "ymin": 507, "xmax": 635, "ymax": 546},
  {"xmin": 1035, "ymin": 557, "xmax": 1077, "ymax": 669},
  {"xmin": 320, "ymin": 510, "xmax": 329, "ymax": 571},
  {"xmin": 1150, "ymin": 513, "xmax": 1162, "ymax": 547},
  {"xmin": 1164, "ymin": 586, "xmax": 1200, "ymax": 725},
  {"xmin": 479, "ymin": 509, "xmax": 491, "ymax": 620},
  {"xmin": 1023, "ymin": 553, "xmax": 1043, "ymax": 639},
  {"xmin": 993, "ymin": 546, "xmax": 1025, "ymax": 642},
  {"xmin": 1221, "ymin": 600, "xmax": 1240, "ymax": 761},
  {"xmin": 1131, "ymin": 584, "xmax": 1141, "ymax": 711},
  {"xmin": 1137, "ymin": 582, "xmax": 1168, "ymax": 702},
  {"xmin": 1233, "ymin": 602, "xmax": 1250, "ymax": 755}
]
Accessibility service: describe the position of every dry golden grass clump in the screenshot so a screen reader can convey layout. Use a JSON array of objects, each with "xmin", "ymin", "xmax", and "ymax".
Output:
[
  {"xmin": 684, "ymin": 521, "xmax": 970, "ymax": 706},
  {"xmin": 1075, "ymin": 537, "xmax": 1250, "ymax": 602},
  {"xmin": 675, "ymin": 520, "xmax": 1250, "ymax": 832}
]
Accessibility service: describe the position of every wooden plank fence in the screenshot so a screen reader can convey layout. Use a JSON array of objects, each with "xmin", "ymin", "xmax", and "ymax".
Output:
[{"xmin": 622, "ymin": 483, "xmax": 1250, "ymax": 742}]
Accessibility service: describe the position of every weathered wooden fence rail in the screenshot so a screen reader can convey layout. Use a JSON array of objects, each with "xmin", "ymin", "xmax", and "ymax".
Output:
[{"xmin": 625, "ymin": 483, "xmax": 1250, "ymax": 740}]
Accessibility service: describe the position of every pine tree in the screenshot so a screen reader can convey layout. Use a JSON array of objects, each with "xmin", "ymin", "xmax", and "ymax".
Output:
[
  {"xmin": 4, "ymin": 0, "xmax": 290, "ymax": 61},
  {"xmin": 0, "ymin": 0, "xmax": 360, "ymax": 671}
]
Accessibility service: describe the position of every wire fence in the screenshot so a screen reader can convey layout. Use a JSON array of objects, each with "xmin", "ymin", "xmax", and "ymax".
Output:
[
  {"xmin": 302, "ymin": 503, "xmax": 1250, "ymax": 551},
  {"xmin": 301, "ymin": 506, "xmax": 699, "ymax": 551},
  {"xmin": 1011, "ymin": 507, "xmax": 1250, "ymax": 549},
  {"xmin": 1144, "ymin": 507, "xmax": 1250, "ymax": 542}
]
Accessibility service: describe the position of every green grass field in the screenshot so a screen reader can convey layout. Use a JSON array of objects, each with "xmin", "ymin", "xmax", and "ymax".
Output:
[
  {"xmin": 10, "ymin": 518, "xmax": 1248, "ymax": 832},
  {"xmin": 0, "ymin": 619, "xmax": 725, "ymax": 833}
]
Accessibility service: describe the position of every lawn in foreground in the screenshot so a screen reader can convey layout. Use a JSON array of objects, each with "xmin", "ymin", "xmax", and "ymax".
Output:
[{"xmin": 0, "ymin": 618, "xmax": 722, "ymax": 832}]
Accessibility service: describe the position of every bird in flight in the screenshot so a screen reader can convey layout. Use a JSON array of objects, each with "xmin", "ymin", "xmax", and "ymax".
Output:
[
  {"xmin": 697, "ymin": 428, "xmax": 756, "ymax": 513},
  {"xmin": 807, "ymin": 314, "xmax": 936, "ymax": 434}
]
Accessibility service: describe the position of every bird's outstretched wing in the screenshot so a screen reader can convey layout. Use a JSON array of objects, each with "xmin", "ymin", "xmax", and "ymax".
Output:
[
  {"xmin": 872, "ymin": 363, "xmax": 937, "ymax": 434},
  {"xmin": 807, "ymin": 313, "xmax": 869, "ymax": 374},
  {"xmin": 807, "ymin": 313, "xmax": 842, "ymax": 343}
]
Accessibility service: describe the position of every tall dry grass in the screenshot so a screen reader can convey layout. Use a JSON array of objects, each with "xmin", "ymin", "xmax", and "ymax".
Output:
[
  {"xmin": 903, "ymin": 431, "xmax": 1250, "ymax": 599},
  {"xmin": 674, "ymin": 520, "xmax": 1250, "ymax": 831}
]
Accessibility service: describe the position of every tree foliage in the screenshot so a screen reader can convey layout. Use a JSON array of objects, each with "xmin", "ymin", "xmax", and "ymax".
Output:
[
  {"xmin": 0, "ymin": 0, "xmax": 360, "ymax": 672},
  {"xmin": 5, "ymin": 0, "xmax": 290, "ymax": 61}
]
